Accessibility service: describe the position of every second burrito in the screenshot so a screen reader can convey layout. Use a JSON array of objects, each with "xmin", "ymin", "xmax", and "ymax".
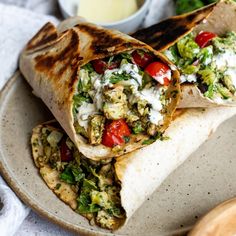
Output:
[{"xmin": 133, "ymin": 0, "xmax": 236, "ymax": 108}]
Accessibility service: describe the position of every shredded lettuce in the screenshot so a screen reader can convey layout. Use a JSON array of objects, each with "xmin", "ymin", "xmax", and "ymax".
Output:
[
  {"xmin": 59, "ymin": 157, "xmax": 124, "ymax": 220},
  {"xmin": 78, "ymin": 69, "xmax": 92, "ymax": 92},
  {"xmin": 198, "ymin": 69, "xmax": 216, "ymax": 86},
  {"xmin": 165, "ymin": 31, "xmax": 236, "ymax": 101},
  {"xmin": 73, "ymin": 94, "xmax": 92, "ymax": 116},
  {"xmin": 81, "ymin": 63, "xmax": 94, "ymax": 73},
  {"xmin": 109, "ymin": 73, "xmax": 131, "ymax": 84},
  {"xmin": 142, "ymin": 132, "xmax": 170, "ymax": 145},
  {"xmin": 60, "ymin": 163, "xmax": 85, "ymax": 184},
  {"xmin": 177, "ymin": 35, "xmax": 200, "ymax": 60},
  {"xmin": 204, "ymin": 84, "xmax": 215, "ymax": 99},
  {"xmin": 132, "ymin": 122, "xmax": 144, "ymax": 134}
]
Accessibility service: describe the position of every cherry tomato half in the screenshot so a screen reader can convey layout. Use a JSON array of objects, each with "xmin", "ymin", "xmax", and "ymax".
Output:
[
  {"xmin": 60, "ymin": 139, "xmax": 73, "ymax": 162},
  {"xmin": 91, "ymin": 60, "xmax": 107, "ymax": 74},
  {"xmin": 132, "ymin": 51, "xmax": 154, "ymax": 68},
  {"xmin": 195, "ymin": 31, "xmax": 217, "ymax": 48},
  {"xmin": 145, "ymin": 61, "xmax": 171, "ymax": 86},
  {"xmin": 92, "ymin": 60, "xmax": 120, "ymax": 74},
  {"xmin": 102, "ymin": 119, "xmax": 131, "ymax": 148}
]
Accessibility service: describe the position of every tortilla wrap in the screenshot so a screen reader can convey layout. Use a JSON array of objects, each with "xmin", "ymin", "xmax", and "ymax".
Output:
[
  {"xmin": 132, "ymin": 0, "xmax": 236, "ymax": 108},
  {"xmin": 31, "ymin": 106, "xmax": 236, "ymax": 230},
  {"xmin": 20, "ymin": 20, "xmax": 180, "ymax": 161}
]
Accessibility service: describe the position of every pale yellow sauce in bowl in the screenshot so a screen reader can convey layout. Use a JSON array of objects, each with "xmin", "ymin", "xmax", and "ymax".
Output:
[{"xmin": 77, "ymin": 0, "xmax": 139, "ymax": 24}]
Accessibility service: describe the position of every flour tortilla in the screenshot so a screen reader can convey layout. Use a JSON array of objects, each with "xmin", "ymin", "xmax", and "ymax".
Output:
[
  {"xmin": 20, "ymin": 19, "xmax": 180, "ymax": 161},
  {"xmin": 132, "ymin": 0, "xmax": 236, "ymax": 108},
  {"xmin": 31, "ymin": 106, "xmax": 236, "ymax": 230}
]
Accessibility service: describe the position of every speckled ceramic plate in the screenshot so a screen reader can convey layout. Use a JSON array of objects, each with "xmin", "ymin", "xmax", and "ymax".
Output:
[{"xmin": 1, "ymin": 72, "xmax": 236, "ymax": 236}]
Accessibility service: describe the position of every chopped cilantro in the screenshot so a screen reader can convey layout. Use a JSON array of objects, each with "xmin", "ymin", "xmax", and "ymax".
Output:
[
  {"xmin": 60, "ymin": 166, "xmax": 75, "ymax": 184},
  {"xmin": 77, "ymin": 192, "xmax": 101, "ymax": 214},
  {"xmin": 142, "ymin": 132, "xmax": 169, "ymax": 145},
  {"xmin": 60, "ymin": 164, "xmax": 85, "ymax": 184},
  {"xmin": 132, "ymin": 122, "xmax": 144, "ymax": 134},
  {"xmin": 123, "ymin": 136, "xmax": 130, "ymax": 143},
  {"xmin": 73, "ymin": 93, "xmax": 92, "ymax": 115},
  {"xmin": 81, "ymin": 63, "xmax": 94, "ymax": 73},
  {"xmin": 109, "ymin": 73, "xmax": 131, "ymax": 84},
  {"xmin": 120, "ymin": 53, "xmax": 132, "ymax": 62}
]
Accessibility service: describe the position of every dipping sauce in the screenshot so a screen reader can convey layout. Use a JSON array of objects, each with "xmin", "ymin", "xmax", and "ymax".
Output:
[{"xmin": 77, "ymin": 0, "xmax": 138, "ymax": 24}]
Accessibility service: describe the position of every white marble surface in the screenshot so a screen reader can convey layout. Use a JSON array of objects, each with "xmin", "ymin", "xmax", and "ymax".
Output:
[{"xmin": 0, "ymin": 0, "xmax": 174, "ymax": 235}]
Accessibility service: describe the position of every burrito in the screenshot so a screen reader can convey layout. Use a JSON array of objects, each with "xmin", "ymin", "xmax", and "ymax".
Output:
[
  {"xmin": 20, "ymin": 20, "xmax": 180, "ymax": 161},
  {"xmin": 132, "ymin": 0, "xmax": 236, "ymax": 108},
  {"xmin": 31, "ymin": 106, "xmax": 236, "ymax": 231}
]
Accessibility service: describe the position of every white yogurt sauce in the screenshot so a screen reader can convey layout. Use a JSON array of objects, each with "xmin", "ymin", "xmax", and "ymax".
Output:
[
  {"xmin": 149, "ymin": 109, "xmax": 164, "ymax": 125},
  {"xmin": 104, "ymin": 63, "xmax": 142, "ymax": 86},
  {"xmin": 212, "ymin": 96, "xmax": 227, "ymax": 104},
  {"xmin": 78, "ymin": 62, "xmax": 164, "ymax": 126},
  {"xmin": 89, "ymin": 62, "xmax": 143, "ymax": 110},
  {"xmin": 164, "ymin": 50, "xmax": 176, "ymax": 62},
  {"xmin": 90, "ymin": 73, "xmax": 104, "ymax": 110},
  {"xmin": 180, "ymin": 74, "xmax": 197, "ymax": 83},
  {"xmin": 131, "ymin": 87, "xmax": 164, "ymax": 125},
  {"xmin": 225, "ymin": 68, "xmax": 236, "ymax": 88},
  {"xmin": 214, "ymin": 50, "xmax": 236, "ymax": 69},
  {"xmin": 153, "ymin": 69, "xmax": 171, "ymax": 85},
  {"xmin": 202, "ymin": 47, "xmax": 213, "ymax": 66},
  {"xmin": 77, "ymin": 102, "xmax": 98, "ymax": 130}
]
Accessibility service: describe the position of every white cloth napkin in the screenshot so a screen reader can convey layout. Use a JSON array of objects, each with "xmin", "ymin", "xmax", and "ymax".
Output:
[
  {"xmin": 0, "ymin": 0, "xmax": 174, "ymax": 235},
  {"xmin": 0, "ymin": 2, "xmax": 58, "ymax": 90},
  {"xmin": 0, "ymin": 178, "xmax": 29, "ymax": 236},
  {"xmin": 0, "ymin": 2, "xmax": 59, "ymax": 236}
]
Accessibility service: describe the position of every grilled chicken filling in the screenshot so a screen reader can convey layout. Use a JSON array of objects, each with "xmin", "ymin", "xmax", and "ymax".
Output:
[
  {"xmin": 33, "ymin": 126, "xmax": 125, "ymax": 230},
  {"xmin": 165, "ymin": 31, "xmax": 236, "ymax": 102},
  {"xmin": 73, "ymin": 49, "xmax": 173, "ymax": 148}
]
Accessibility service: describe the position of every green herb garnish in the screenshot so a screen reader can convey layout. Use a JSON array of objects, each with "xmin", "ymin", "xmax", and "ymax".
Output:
[
  {"xmin": 142, "ymin": 132, "xmax": 170, "ymax": 145},
  {"xmin": 109, "ymin": 73, "xmax": 131, "ymax": 84}
]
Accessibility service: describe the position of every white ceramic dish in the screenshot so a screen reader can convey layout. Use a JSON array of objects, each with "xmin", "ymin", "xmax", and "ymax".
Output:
[
  {"xmin": 1, "ymin": 72, "xmax": 236, "ymax": 235},
  {"xmin": 58, "ymin": 0, "xmax": 151, "ymax": 33}
]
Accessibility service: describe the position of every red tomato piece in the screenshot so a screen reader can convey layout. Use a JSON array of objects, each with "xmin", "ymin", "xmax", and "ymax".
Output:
[
  {"xmin": 145, "ymin": 61, "xmax": 171, "ymax": 86},
  {"xmin": 92, "ymin": 59, "xmax": 119, "ymax": 74},
  {"xmin": 108, "ymin": 61, "xmax": 120, "ymax": 70},
  {"xmin": 102, "ymin": 119, "xmax": 131, "ymax": 147},
  {"xmin": 91, "ymin": 60, "xmax": 107, "ymax": 74},
  {"xmin": 163, "ymin": 77, "xmax": 170, "ymax": 86},
  {"xmin": 132, "ymin": 51, "xmax": 154, "ymax": 68},
  {"xmin": 60, "ymin": 139, "xmax": 73, "ymax": 162},
  {"xmin": 195, "ymin": 31, "xmax": 217, "ymax": 48}
]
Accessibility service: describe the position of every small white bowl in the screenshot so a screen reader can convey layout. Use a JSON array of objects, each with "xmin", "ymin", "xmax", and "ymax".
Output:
[{"xmin": 58, "ymin": 0, "xmax": 151, "ymax": 33}]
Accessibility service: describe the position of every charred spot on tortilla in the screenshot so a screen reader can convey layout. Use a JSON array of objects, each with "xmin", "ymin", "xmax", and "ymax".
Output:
[
  {"xmin": 76, "ymin": 24, "xmax": 125, "ymax": 53},
  {"xmin": 188, "ymin": 89, "xmax": 193, "ymax": 95},
  {"xmin": 132, "ymin": 2, "xmax": 216, "ymax": 51},
  {"xmin": 132, "ymin": 19, "xmax": 190, "ymax": 50},
  {"xmin": 77, "ymin": 24, "xmax": 146, "ymax": 55},
  {"xmin": 35, "ymin": 30, "xmax": 79, "ymax": 74},
  {"xmin": 68, "ymin": 69, "xmax": 79, "ymax": 92},
  {"xmin": 26, "ymin": 22, "xmax": 58, "ymax": 51}
]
